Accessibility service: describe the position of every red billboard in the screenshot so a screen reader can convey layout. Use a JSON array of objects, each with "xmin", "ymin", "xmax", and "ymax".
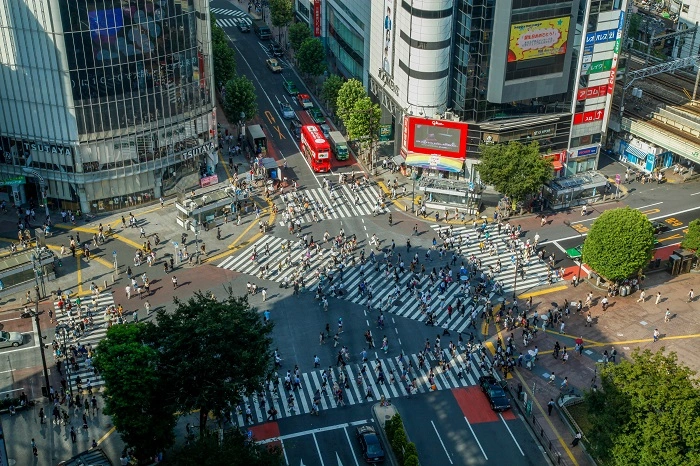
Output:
[
  {"xmin": 573, "ymin": 109, "xmax": 604, "ymax": 125},
  {"xmin": 577, "ymin": 84, "xmax": 608, "ymax": 101},
  {"xmin": 403, "ymin": 117, "xmax": 468, "ymax": 158},
  {"xmin": 313, "ymin": 0, "xmax": 321, "ymax": 37}
]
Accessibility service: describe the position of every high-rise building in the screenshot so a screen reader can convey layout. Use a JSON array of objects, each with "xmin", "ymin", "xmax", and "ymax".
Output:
[
  {"xmin": 673, "ymin": 1, "xmax": 700, "ymax": 59},
  {"xmin": 0, "ymin": 0, "xmax": 216, "ymax": 214}
]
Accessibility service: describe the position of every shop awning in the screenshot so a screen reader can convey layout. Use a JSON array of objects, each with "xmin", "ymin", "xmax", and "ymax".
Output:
[
  {"xmin": 405, "ymin": 154, "xmax": 465, "ymax": 173},
  {"xmin": 552, "ymin": 160, "xmax": 564, "ymax": 170}
]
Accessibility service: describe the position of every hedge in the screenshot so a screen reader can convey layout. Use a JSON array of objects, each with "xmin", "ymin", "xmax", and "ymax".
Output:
[{"xmin": 383, "ymin": 413, "xmax": 420, "ymax": 466}]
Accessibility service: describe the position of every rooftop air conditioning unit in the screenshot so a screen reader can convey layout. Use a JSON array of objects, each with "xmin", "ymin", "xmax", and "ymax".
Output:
[{"xmin": 444, "ymin": 111, "xmax": 455, "ymax": 121}]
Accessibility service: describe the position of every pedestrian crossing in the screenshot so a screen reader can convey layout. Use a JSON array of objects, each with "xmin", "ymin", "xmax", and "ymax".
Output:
[
  {"xmin": 216, "ymin": 17, "xmax": 252, "ymax": 28},
  {"xmin": 53, "ymin": 293, "xmax": 116, "ymax": 394},
  {"xmin": 280, "ymin": 183, "xmax": 389, "ymax": 223},
  {"xmin": 229, "ymin": 346, "xmax": 490, "ymax": 426},
  {"xmin": 218, "ymin": 222, "xmax": 557, "ymax": 333}
]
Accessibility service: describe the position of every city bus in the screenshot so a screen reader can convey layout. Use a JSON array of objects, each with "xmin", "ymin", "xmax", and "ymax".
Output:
[{"xmin": 300, "ymin": 125, "xmax": 331, "ymax": 173}]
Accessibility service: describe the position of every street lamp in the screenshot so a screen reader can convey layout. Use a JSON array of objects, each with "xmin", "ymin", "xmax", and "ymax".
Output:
[
  {"xmin": 31, "ymin": 252, "xmax": 46, "ymax": 300},
  {"xmin": 563, "ymin": 220, "xmax": 583, "ymax": 285},
  {"xmin": 512, "ymin": 255, "xmax": 521, "ymax": 300},
  {"xmin": 55, "ymin": 323, "xmax": 74, "ymax": 398},
  {"xmin": 21, "ymin": 306, "xmax": 51, "ymax": 398}
]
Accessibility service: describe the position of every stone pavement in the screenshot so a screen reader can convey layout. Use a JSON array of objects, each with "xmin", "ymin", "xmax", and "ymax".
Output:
[{"xmin": 489, "ymin": 268, "xmax": 700, "ymax": 465}]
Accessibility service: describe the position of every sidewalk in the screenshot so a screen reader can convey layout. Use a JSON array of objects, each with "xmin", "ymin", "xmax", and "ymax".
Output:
[{"xmin": 486, "ymin": 269, "xmax": 700, "ymax": 466}]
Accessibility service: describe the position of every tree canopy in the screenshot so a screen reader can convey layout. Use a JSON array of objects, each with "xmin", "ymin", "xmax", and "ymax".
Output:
[
  {"xmin": 585, "ymin": 348, "xmax": 700, "ymax": 466},
  {"xmin": 321, "ymin": 74, "xmax": 344, "ymax": 115},
  {"xmin": 336, "ymin": 79, "xmax": 367, "ymax": 126},
  {"xmin": 582, "ymin": 207, "xmax": 655, "ymax": 281},
  {"xmin": 269, "ymin": 0, "xmax": 293, "ymax": 30},
  {"xmin": 211, "ymin": 18, "xmax": 228, "ymax": 45},
  {"xmin": 93, "ymin": 324, "xmax": 176, "ymax": 461},
  {"xmin": 155, "ymin": 293, "xmax": 274, "ymax": 434},
  {"xmin": 477, "ymin": 141, "xmax": 553, "ymax": 202},
  {"xmin": 345, "ymin": 97, "xmax": 381, "ymax": 142},
  {"xmin": 212, "ymin": 41, "xmax": 237, "ymax": 87},
  {"xmin": 288, "ymin": 22, "xmax": 312, "ymax": 52},
  {"xmin": 296, "ymin": 38, "xmax": 326, "ymax": 76},
  {"xmin": 681, "ymin": 219, "xmax": 700, "ymax": 255},
  {"xmin": 223, "ymin": 75, "xmax": 258, "ymax": 122},
  {"xmin": 163, "ymin": 430, "xmax": 283, "ymax": 466}
]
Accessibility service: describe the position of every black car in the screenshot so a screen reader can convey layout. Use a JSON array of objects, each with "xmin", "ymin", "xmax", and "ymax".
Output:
[
  {"xmin": 237, "ymin": 22, "xmax": 250, "ymax": 33},
  {"xmin": 478, "ymin": 375, "xmax": 511, "ymax": 412},
  {"xmin": 289, "ymin": 118, "xmax": 302, "ymax": 140},
  {"xmin": 651, "ymin": 220, "xmax": 670, "ymax": 235},
  {"xmin": 356, "ymin": 426, "xmax": 385, "ymax": 463},
  {"xmin": 269, "ymin": 41, "xmax": 284, "ymax": 57}
]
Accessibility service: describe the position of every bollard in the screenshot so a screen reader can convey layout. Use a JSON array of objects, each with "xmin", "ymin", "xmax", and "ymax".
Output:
[{"xmin": 104, "ymin": 279, "xmax": 108, "ymax": 290}]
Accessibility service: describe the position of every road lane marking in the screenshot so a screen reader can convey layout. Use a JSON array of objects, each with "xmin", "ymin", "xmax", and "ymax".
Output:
[
  {"xmin": 637, "ymin": 202, "xmax": 663, "ymax": 210},
  {"xmin": 431, "ymin": 420, "xmax": 454, "ymax": 464},
  {"xmin": 258, "ymin": 420, "xmax": 370, "ymax": 442},
  {"xmin": 342, "ymin": 427, "xmax": 361, "ymax": 466},
  {"xmin": 552, "ymin": 240, "xmax": 568, "ymax": 254},
  {"xmin": 499, "ymin": 413, "xmax": 525, "ymax": 456},
  {"xmin": 463, "ymin": 416, "xmax": 487, "ymax": 459},
  {"xmin": 312, "ymin": 432, "xmax": 326, "ymax": 466},
  {"xmin": 265, "ymin": 110, "xmax": 276, "ymax": 124},
  {"xmin": 690, "ymin": 192, "xmax": 700, "ymax": 196},
  {"xmin": 96, "ymin": 426, "xmax": 117, "ymax": 446}
]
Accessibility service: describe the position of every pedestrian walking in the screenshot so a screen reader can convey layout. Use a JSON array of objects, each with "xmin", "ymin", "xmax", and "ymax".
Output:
[
  {"xmin": 261, "ymin": 289, "xmax": 267, "ymax": 301},
  {"xmin": 547, "ymin": 399, "xmax": 555, "ymax": 416},
  {"xmin": 688, "ymin": 288, "xmax": 694, "ymax": 303},
  {"xmin": 548, "ymin": 372, "xmax": 555, "ymax": 384},
  {"xmin": 70, "ymin": 426, "xmax": 77, "ymax": 443},
  {"xmin": 172, "ymin": 276, "xmax": 178, "ymax": 289},
  {"xmin": 665, "ymin": 308, "xmax": 671, "ymax": 322},
  {"xmin": 139, "ymin": 226, "xmax": 146, "ymax": 238},
  {"xmin": 39, "ymin": 407, "xmax": 45, "ymax": 424},
  {"xmin": 655, "ymin": 291, "xmax": 662, "ymax": 305},
  {"xmin": 636, "ymin": 289, "xmax": 646, "ymax": 302},
  {"xmin": 145, "ymin": 301, "xmax": 151, "ymax": 314},
  {"xmin": 571, "ymin": 432, "xmax": 582, "ymax": 447},
  {"xmin": 653, "ymin": 328, "xmax": 660, "ymax": 342},
  {"xmin": 32, "ymin": 438, "xmax": 38, "ymax": 457}
]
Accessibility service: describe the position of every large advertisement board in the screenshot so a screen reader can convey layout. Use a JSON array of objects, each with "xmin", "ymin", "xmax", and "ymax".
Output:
[
  {"xmin": 381, "ymin": 0, "xmax": 397, "ymax": 76},
  {"xmin": 508, "ymin": 17, "xmax": 570, "ymax": 62},
  {"xmin": 404, "ymin": 117, "xmax": 468, "ymax": 158}
]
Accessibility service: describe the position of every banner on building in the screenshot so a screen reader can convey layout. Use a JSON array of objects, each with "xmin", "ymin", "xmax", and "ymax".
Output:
[{"xmin": 508, "ymin": 16, "xmax": 570, "ymax": 62}]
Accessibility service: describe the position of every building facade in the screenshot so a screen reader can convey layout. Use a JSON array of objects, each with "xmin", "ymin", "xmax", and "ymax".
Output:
[{"xmin": 0, "ymin": 0, "xmax": 216, "ymax": 214}]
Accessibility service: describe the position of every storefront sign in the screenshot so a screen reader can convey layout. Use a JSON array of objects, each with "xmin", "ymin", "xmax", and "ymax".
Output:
[
  {"xmin": 577, "ymin": 146, "xmax": 598, "ymax": 157},
  {"xmin": 313, "ymin": 0, "xmax": 322, "ymax": 37},
  {"xmin": 182, "ymin": 142, "xmax": 215, "ymax": 160},
  {"xmin": 0, "ymin": 176, "xmax": 26, "ymax": 187},
  {"xmin": 378, "ymin": 124, "xmax": 394, "ymax": 142},
  {"xmin": 585, "ymin": 28, "xmax": 618, "ymax": 45},
  {"xmin": 577, "ymin": 84, "xmax": 608, "ymax": 101},
  {"xmin": 531, "ymin": 126, "xmax": 554, "ymax": 137},
  {"xmin": 573, "ymin": 109, "xmax": 604, "ymax": 125},
  {"xmin": 200, "ymin": 174, "xmax": 219, "ymax": 188},
  {"xmin": 1, "ymin": 136, "xmax": 74, "ymax": 157},
  {"xmin": 586, "ymin": 59, "xmax": 613, "ymax": 75},
  {"xmin": 378, "ymin": 68, "xmax": 399, "ymax": 95}
]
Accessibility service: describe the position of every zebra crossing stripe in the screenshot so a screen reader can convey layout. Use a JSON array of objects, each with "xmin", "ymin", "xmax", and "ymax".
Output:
[
  {"xmin": 229, "ymin": 348, "xmax": 489, "ymax": 426},
  {"xmin": 282, "ymin": 184, "xmax": 387, "ymax": 222}
]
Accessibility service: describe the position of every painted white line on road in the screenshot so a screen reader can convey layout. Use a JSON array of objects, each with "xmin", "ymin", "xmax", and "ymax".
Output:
[
  {"xmin": 342, "ymin": 427, "xmax": 361, "ymax": 466},
  {"xmin": 690, "ymin": 192, "xmax": 700, "ymax": 196},
  {"xmin": 637, "ymin": 202, "xmax": 664, "ymax": 210},
  {"xmin": 552, "ymin": 241, "xmax": 568, "ymax": 255},
  {"xmin": 431, "ymin": 420, "xmax": 454, "ymax": 464},
  {"xmin": 0, "ymin": 316, "xmax": 23, "ymax": 323},
  {"xmin": 499, "ymin": 413, "xmax": 525, "ymax": 456},
  {"xmin": 312, "ymin": 432, "xmax": 326, "ymax": 466},
  {"xmin": 280, "ymin": 439, "xmax": 289, "ymax": 465},
  {"xmin": 463, "ymin": 416, "xmax": 488, "ymax": 460},
  {"xmin": 266, "ymin": 420, "xmax": 370, "ymax": 441}
]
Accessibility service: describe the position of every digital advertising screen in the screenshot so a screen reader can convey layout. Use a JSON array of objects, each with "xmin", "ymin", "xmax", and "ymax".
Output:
[
  {"xmin": 508, "ymin": 17, "xmax": 570, "ymax": 62},
  {"xmin": 405, "ymin": 117, "xmax": 468, "ymax": 158}
]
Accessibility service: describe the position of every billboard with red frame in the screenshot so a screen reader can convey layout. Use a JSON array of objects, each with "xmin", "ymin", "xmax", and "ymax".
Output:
[{"xmin": 403, "ymin": 117, "xmax": 468, "ymax": 158}]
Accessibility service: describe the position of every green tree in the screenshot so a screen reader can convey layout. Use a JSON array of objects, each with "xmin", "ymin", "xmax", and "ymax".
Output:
[
  {"xmin": 628, "ymin": 13, "xmax": 642, "ymax": 40},
  {"xmin": 403, "ymin": 456, "xmax": 420, "ymax": 466},
  {"xmin": 288, "ymin": 22, "xmax": 312, "ymax": 52},
  {"xmin": 345, "ymin": 97, "xmax": 381, "ymax": 142},
  {"xmin": 93, "ymin": 324, "xmax": 176, "ymax": 461},
  {"xmin": 681, "ymin": 219, "xmax": 700, "ymax": 255},
  {"xmin": 212, "ymin": 41, "xmax": 237, "ymax": 88},
  {"xmin": 582, "ymin": 207, "xmax": 655, "ymax": 281},
  {"xmin": 321, "ymin": 74, "xmax": 344, "ymax": 115},
  {"xmin": 336, "ymin": 79, "xmax": 367, "ymax": 125},
  {"xmin": 296, "ymin": 38, "xmax": 326, "ymax": 76},
  {"xmin": 223, "ymin": 75, "xmax": 258, "ymax": 122},
  {"xmin": 211, "ymin": 19, "xmax": 228, "ymax": 46},
  {"xmin": 163, "ymin": 430, "xmax": 283, "ymax": 466},
  {"xmin": 477, "ymin": 141, "xmax": 553, "ymax": 205},
  {"xmin": 155, "ymin": 293, "xmax": 274, "ymax": 436},
  {"xmin": 269, "ymin": 0, "xmax": 293, "ymax": 42},
  {"xmin": 585, "ymin": 348, "xmax": 700, "ymax": 466}
]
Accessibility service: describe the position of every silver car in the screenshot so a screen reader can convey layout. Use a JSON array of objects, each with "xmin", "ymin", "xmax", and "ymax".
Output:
[
  {"xmin": 0, "ymin": 330, "xmax": 23, "ymax": 348},
  {"xmin": 320, "ymin": 123, "xmax": 331, "ymax": 138}
]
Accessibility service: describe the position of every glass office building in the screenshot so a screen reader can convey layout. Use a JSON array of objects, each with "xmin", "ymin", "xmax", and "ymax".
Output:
[{"xmin": 0, "ymin": 0, "xmax": 215, "ymax": 214}]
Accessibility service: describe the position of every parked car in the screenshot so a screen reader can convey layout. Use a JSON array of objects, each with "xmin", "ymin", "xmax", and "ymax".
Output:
[
  {"xmin": 478, "ymin": 375, "xmax": 511, "ymax": 412},
  {"xmin": 297, "ymin": 93, "xmax": 313, "ymax": 109},
  {"xmin": 266, "ymin": 58, "xmax": 282, "ymax": 73},
  {"xmin": 269, "ymin": 41, "xmax": 284, "ymax": 57},
  {"xmin": 282, "ymin": 79, "xmax": 299, "ymax": 96},
  {"xmin": 280, "ymin": 102, "xmax": 295, "ymax": 119},
  {"xmin": 356, "ymin": 426, "xmax": 385, "ymax": 463},
  {"xmin": 237, "ymin": 22, "xmax": 250, "ymax": 33},
  {"xmin": 566, "ymin": 245, "xmax": 583, "ymax": 260},
  {"xmin": 307, "ymin": 107, "xmax": 325, "ymax": 124},
  {"xmin": 0, "ymin": 330, "xmax": 23, "ymax": 348}
]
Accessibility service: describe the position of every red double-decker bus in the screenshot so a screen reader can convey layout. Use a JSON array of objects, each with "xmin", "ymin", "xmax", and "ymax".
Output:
[{"xmin": 300, "ymin": 125, "xmax": 331, "ymax": 173}]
